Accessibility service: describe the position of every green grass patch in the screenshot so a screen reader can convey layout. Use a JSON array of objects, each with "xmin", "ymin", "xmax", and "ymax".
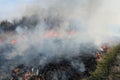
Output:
[{"xmin": 83, "ymin": 45, "xmax": 120, "ymax": 80}]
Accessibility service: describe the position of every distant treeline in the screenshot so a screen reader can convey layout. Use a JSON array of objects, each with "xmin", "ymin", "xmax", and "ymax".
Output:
[
  {"xmin": 0, "ymin": 15, "xmax": 39, "ymax": 32},
  {"xmin": 0, "ymin": 13, "xmax": 67, "ymax": 33}
]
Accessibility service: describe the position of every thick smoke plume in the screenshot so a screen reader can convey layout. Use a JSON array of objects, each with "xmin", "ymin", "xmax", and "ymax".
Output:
[
  {"xmin": 0, "ymin": 0, "xmax": 99, "ymax": 60},
  {"xmin": 0, "ymin": 0, "xmax": 120, "ymax": 79},
  {"xmin": 1, "ymin": 0, "xmax": 120, "ymax": 58}
]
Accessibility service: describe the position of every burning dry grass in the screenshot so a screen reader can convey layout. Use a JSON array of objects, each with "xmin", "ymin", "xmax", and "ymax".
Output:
[
  {"xmin": 0, "ymin": 19, "xmax": 98, "ymax": 80},
  {"xmin": 8, "ymin": 54, "xmax": 97, "ymax": 80},
  {"xmin": 0, "ymin": 2, "xmax": 119, "ymax": 79}
]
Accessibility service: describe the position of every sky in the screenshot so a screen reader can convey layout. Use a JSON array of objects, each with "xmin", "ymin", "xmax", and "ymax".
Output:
[{"xmin": 0, "ymin": 0, "xmax": 33, "ymax": 20}]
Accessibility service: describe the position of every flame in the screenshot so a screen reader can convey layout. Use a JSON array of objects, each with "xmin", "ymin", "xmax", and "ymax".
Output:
[
  {"xmin": 0, "ymin": 29, "xmax": 77, "ymax": 45},
  {"xmin": 11, "ymin": 39, "xmax": 17, "ymax": 44},
  {"xmin": 43, "ymin": 29, "xmax": 77, "ymax": 38},
  {"xmin": 67, "ymin": 30, "xmax": 77, "ymax": 35},
  {"xmin": 44, "ymin": 30, "xmax": 59, "ymax": 38},
  {"xmin": 0, "ymin": 39, "xmax": 3, "ymax": 44}
]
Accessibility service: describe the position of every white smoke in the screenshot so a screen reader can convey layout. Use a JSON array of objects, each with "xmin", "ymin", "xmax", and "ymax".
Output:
[
  {"xmin": 1, "ymin": 1, "xmax": 120, "ymax": 79},
  {"xmin": 21, "ymin": 0, "xmax": 120, "ymax": 44},
  {"xmin": 1, "ymin": 0, "xmax": 120, "ymax": 68}
]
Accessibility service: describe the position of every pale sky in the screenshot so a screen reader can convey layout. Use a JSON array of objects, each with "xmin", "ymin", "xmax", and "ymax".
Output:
[{"xmin": 0, "ymin": 0, "xmax": 33, "ymax": 20}]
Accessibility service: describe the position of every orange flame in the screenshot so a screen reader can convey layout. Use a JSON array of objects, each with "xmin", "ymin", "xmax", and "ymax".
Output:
[
  {"xmin": 67, "ymin": 30, "xmax": 77, "ymax": 35},
  {"xmin": 11, "ymin": 39, "xmax": 17, "ymax": 44},
  {"xmin": 44, "ymin": 30, "xmax": 59, "ymax": 38},
  {"xmin": 0, "ymin": 39, "xmax": 3, "ymax": 44}
]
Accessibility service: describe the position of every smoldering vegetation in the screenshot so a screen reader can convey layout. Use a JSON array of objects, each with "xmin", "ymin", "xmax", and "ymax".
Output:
[
  {"xmin": 0, "ymin": 0, "xmax": 120, "ymax": 80},
  {"xmin": 0, "ymin": 15, "xmax": 98, "ymax": 80},
  {"xmin": 0, "ymin": 45, "xmax": 97, "ymax": 80}
]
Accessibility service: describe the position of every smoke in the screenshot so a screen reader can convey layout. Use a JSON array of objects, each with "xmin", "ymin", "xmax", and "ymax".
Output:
[
  {"xmin": 1, "ymin": 0, "xmax": 120, "ymax": 44},
  {"xmin": 6, "ymin": 0, "xmax": 119, "ymax": 57},
  {"xmin": 0, "ymin": 0, "xmax": 120, "ymax": 79},
  {"xmin": 3, "ymin": 0, "xmax": 97, "ymax": 59}
]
